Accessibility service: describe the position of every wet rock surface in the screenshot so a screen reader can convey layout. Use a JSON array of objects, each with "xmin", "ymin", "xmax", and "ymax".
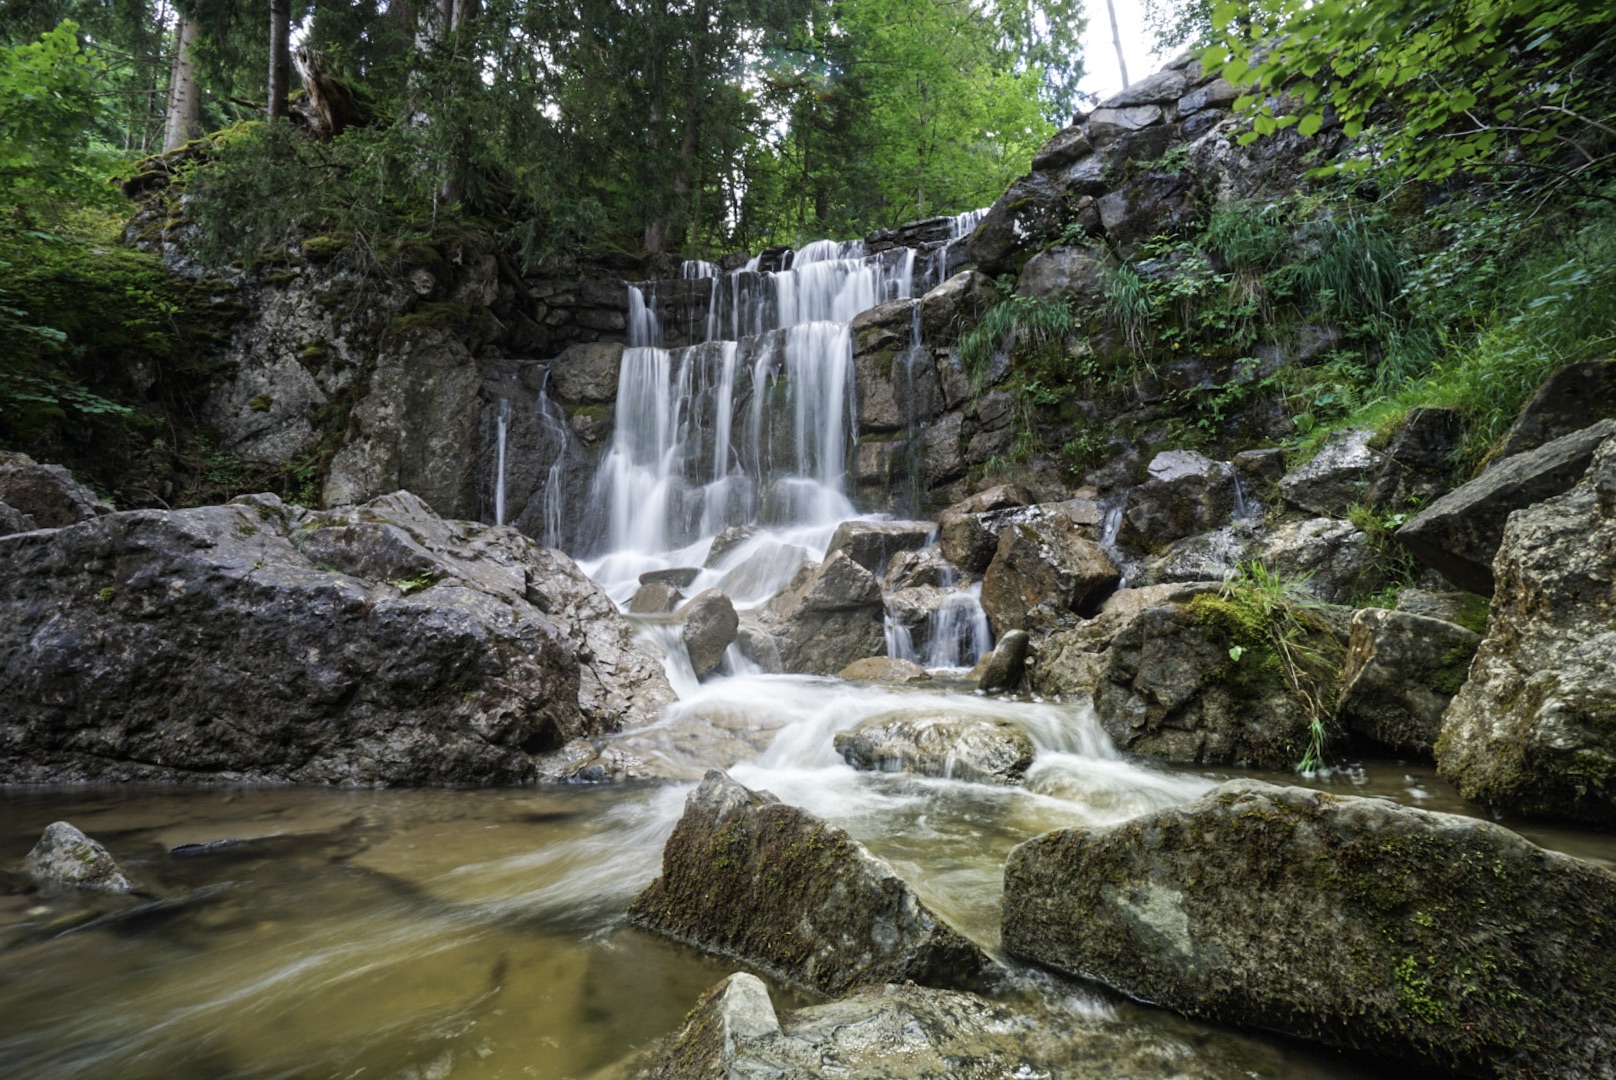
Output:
[
  {"xmin": 1118, "ymin": 451, "xmax": 1236, "ymax": 546},
  {"xmin": 973, "ymin": 628, "xmax": 1030, "ymax": 692},
  {"xmin": 1003, "ymin": 779, "xmax": 1616, "ymax": 1079},
  {"xmin": 825, "ymin": 519, "xmax": 934, "ymax": 576},
  {"xmin": 936, "ymin": 484, "xmax": 1033, "ymax": 573},
  {"xmin": 24, "ymin": 822, "xmax": 134, "ymax": 893},
  {"xmin": 627, "ymin": 771, "xmax": 994, "ymax": 995},
  {"xmin": 836, "ymin": 657, "xmax": 932, "ymax": 683},
  {"xmin": 678, "ymin": 589, "xmax": 739, "ymax": 681},
  {"xmin": 835, "ymin": 712, "xmax": 1034, "ymax": 784},
  {"xmin": 0, "ymin": 452, "xmax": 113, "ymax": 528},
  {"xmin": 1437, "ymin": 434, "xmax": 1616, "ymax": 825},
  {"xmin": 1277, "ymin": 428, "xmax": 1380, "ymax": 518},
  {"xmin": 1336, "ymin": 608, "xmax": 1480, "ymax": 756},
  {"xmin": 760, "ymin": 551, "xmax": 887, "ymax": 675},
  {"xmin": 1396, "ymin": 419, "xmax": 1616, "ymax": 595},
  {"xmin": 0, "ymin": 491, "xmax": 672, "ymax": 784},
  {"xmin": 979, "ymin": 515, "xmax": 1119, "ymax": 636}
]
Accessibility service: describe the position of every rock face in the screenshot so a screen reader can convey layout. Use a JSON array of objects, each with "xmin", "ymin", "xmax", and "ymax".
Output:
[
  {"xmin": 1396, "ymin": 419, "xmax": 1616, "ymax": 594},
  {"xmin": 0, "ymin": 491, "xmax": 672, "ymax": 784},
  {"xmin": 835, "ymin": 712, "xmax": 1034, "ymax": 784},
  {"xmin": 979, "ymin": 516, "xmax": 1119, "ymax": 636},
  {"xmin": 1437, "ymin": 434, "xmax": 1616, "ymax": 825},
  {"xmin": 0, "ymin": 452, "xmax": 113, "ymax": 528},
  {"xmin": 679, "ymin": 589, "xmax": 739, "ymax": 680},
  {"xmin": 761, "ymin": 551, "xmax": 887, "ymax": 675},
  {"xmin": 24, "ymin": 821, "xmax": 133, "ymax": 892},
  {"xmin": 627, "ymin": 771, "xmax": 994, "ymax": 995},
  {"xmin": 1278, "ymin": 428, "xmax": 1381, "ymax": 518},
  {"xmin": 825, "ymin": 519, "xmax": 934, "ymax": 576},
  {"xmin": 1118, "ymin": 451, "xmax": 1236, "ymax": 546},
  {"xmin": 1336, "ymin": 609, "xmax": 1480, "ymax": 756},
  {"xmin": 1003, "ymin": 780, "xmax": 1616, "ymax": 1079},
  {"xmin": 609, "ymin": 974, "xmax": 1260, "ymax": 1080}
]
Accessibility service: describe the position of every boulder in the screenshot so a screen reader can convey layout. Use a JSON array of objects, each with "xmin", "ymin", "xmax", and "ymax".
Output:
[
  {"xmin": 627, "ymin": 771, "xmax": 994, "ymax": 995},
  {"xmin": 1095, "ymin": 171, "xmax": 1200, "ymax": 253},
  {"xmin": 0, "ymin": 491, "xmax": 673, "ymax": 784},
  {"xmin": 1029, "ymin": 124, "xmax": 1093, "ymax": 171},
  {"xmin": 547, "ymin": 341, "xmax": 624, "ymax": 404},
  {"xmin": 762, "ymin": 551, "xmax": 886, "ymax": 675},
  {"xmin": 937, "ymin": 483, "xmax": 1033, "ymax": 572},
  {"xmin": 1495, "ymin": 359, "xmax": 1616, "ymax": 460},
  {"xmin": 0, "ymin": 501, "xmax": 37, "ymax": 537},
  {"xmin": 1097, "ymin": 68, "xmax": 1189, "ymax": 108},
  {"xmin": 733, "ymin": 623, "xmax": 783, "ymax": 674},
  {"xmin": 679, "ymin": 589, "xmax": 739, "ymax": 680},
  {"xmin": 918, "ymin": 270, "xmax": 991, "ymax": 344},
  {"xmin": 980, "ymin": 516, "xmax": 1119, "ymax": 636},
  {"xmin": 967, "ymin": 172, "xmax": 1067, "ymax": 276},
  {"xmin": 1394, "ymin": 588, "xmax": 1489, "ymax": 633},
  {"xmin": 826, "ymin": 519, "xmax": 934, "ymax": 576},
  {"xmin": 639, "ymin": 566, "xmax": 701, "ymax": 589},
  {"xmin": 24, "ymin": 821, "xmax": 133, "ymax": 892},
  {"xmin": 1087, "ymin": 105, "xmax": 1164, "ymax": 146},
  {"xmin": 1437, "ymin": 434, "xmax": 1616, "ymax": 825},
  {"xmin": 837, "ymin": 657, "xmax": 932, "ymax": 683},
  {"xmin": 608, "ymin": 975, "xmax": 1260, "ymax": 1080},
  {"xmin": 835, "ymin": 711, "xmax": 1034, "ymax": 784},
  {"xmin": 1255, "ymin": 517, "xmax": 1388, "ymax": 605},
  {"xmin": 0, "ymin": 452, "xmax": 113, "ymax": 528},
  {"xmin": 628, "ymin": 582, "xmax": 682, "ymax": 613},
  {"xmin": 1003, "ymin": 779, "xmax": 1616, "ymax": 1079},
  {"xmin": 973, "ymin": 628, "xmax": 1030, "ymax": 692},
  {"xmin": 1014, "ymin": 245, "xmax": 1113, "ymax": 306},
  {"xmin": 1118, "ymin": 451, "xmax": 1236, "ymax": 547},
  {"xmin": 1027, "ymin": 583, "xmax": 1221, "ymax": 699},
  {"xmin": 882, "ymin": 547, "xmax": 952, "ymax": 590},
  {"xmin": 1134, "ymin": 526, "xmax": 1247, "ymax": 586},
  {"xmin": 1278, "ymin": 427, "xmax": 1381, "ymax": 518},
  {"xmin": 1366, "ymin": 406, "xmax": 1463, "ymax": 512},
  {"xmin": 1395, "ymin": 419, "xmax": 1616, "ymax": 594},
  {"xmin": 704, "ymin": 524, "xmax": 756, "ymax": 567},
  {"xmin": 1336, "ymin": 609, "xmax": 1480, "ymax": 756},
  {"xmin": 1232, "ymin": 446, "xmax": 1286, "ymax": 483},
  {"xmin": 1178, "ymin": 77, "xmax": 1240, "ymax": 114}
]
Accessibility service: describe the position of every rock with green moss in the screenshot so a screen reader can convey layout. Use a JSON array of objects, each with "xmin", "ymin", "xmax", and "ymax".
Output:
[
  {"xmin": 1337, "ymin": 608, "xmax": 1480, "ymax": 756},
  {"xmin": 24, "ymin": 821, "xmax": 133, "ymax": 893},
  {"xmin": 627, "ymin": 771, "xmax": 995, "ymax": 996},
  {"xmin": 1003, "ymin": 779, "xmax": 1616, "ymax": 1079},
  {"xmin": 1437, "ymin": 433, "xmax": 1616, "ymax": 825},
  {"xmin": 603, "ymin": 972, "xmax": 1268, "ymax": 1080},
  {"xmin": 835, "ymin": 710, "xmax": 1033, "ymax": 784}
]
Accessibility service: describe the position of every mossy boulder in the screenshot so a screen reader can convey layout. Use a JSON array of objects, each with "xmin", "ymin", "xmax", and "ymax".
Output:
[
  {"xmin": 1337, "ymin": 608, "xmax": 1480, "ymax": 756},
  {"xmin": 1003, "ymin": 779, "xmax": 1616, "ymax": 1079},
  {"xmin": 834, "ymin": 710, "xmax": 1034, "ymax": 784},
  {"xmin": 627, "ymin": 771, "xmax": 995, "ymax": 996}
]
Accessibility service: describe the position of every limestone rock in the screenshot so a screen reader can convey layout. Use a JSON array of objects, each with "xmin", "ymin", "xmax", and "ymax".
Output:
[
  {"xmin": 1118, "ymin": 451, "xmax": 1236, "ymax": 547},
  {"xmin": 679, "ymin": 589, "xmax": 739, "ymax": 680},
  {"xmin": 1094, "ymin": 171, "xmax": 1199, "ymax": 252},
  {"xmin": 628, "ymin": 582, "xmax": 682, "ymax": 614},
  {"xmin": 1015, "ymin": 245, "xmax": 1113, "ymax": 306},
  {"xmin": 1278, "ymin": 427, "xmax": 1381, "ymax": 518},
  {"xmin": 762, "ymin": 551, "xmax": 886, "ymax": 675},
  {"xmin": 1233, "ymin": 447, "xmax": 1286, "ymax": 483},
  {"xmin": 980, "ymin": 516, "xmax": 1119, "ymax": 636},
  {"xmin": 1396, "ymin": 419, "xmax": 1616, "ymax": 594},
  {"xmin": 937, "ymin": 483, "xmax": 1033, "ymax": 572},
  {"xmin": 1337, "ymin": 609, "xmax": 1480, "ymax": 756},
  {"xmin": 548, "ymin": 341, "xmax": 624, "ymax": 404},
  {"xmin": 0, "ymin": 453, "xmax": 113, "ymax": 528},
  {"xmin": 639, "ymin": 566, "xmax": 700, "ymax": 589},
  {"xmin": 973, "ymin": 628, "xmax": 1030, "ymax": 692},
  {"xmin": 0, "ymin": 491, "xmax": 672, "ymax": 784},
  {"xmin": 1256, "ymin": 517, "xmax": 1388, "ymax": 605},
  {"xmin": 24, "ymin": 821, "xmax": 133, "ymax": 892},
  {"xmin": 1394, "ymin": 588, "xmax": 1489, "ymax": 633},
  {"xmin": 1003, "ymin": 779, "xmax": 1616, "ymax": 1079},
  {"xmin": 837, "ymin": 657, "xmax": 932, "ymax": 683},
  {"xmin": 882, "ymin": 547, "xmax": 952, "ymax": 591},
  {"xmin": 835, "ymin": 711, "xmax": 1034, "ymax": 784},
  {"xmin": 826, "ymin": 519, "xmax": 934, "ymax": 576},
  {"xmin": 1495, "ymin": 359, "xmax": 1616, "ymax": 460},
  {"xmin": 1437, "ymin": 434, "xmax": 1616, "ymax": 824},
  {"xmin": 627, "ymin": 771, "xmax": 994, "ymax": 995},
  {"xmin": 1134, "ymin": 527, "xmax": 1248, "ymax": 587},
  {"xmin": 1098, "ymin": 68, "xmax": 1188, "ymax": 109},
  {"xmin": 704, "ymin": 524, "xmax": 756, "ymax": 567},
  {"xmin": 1026, "ymin": 583, "xmax": 1221, "ymax": 700}
]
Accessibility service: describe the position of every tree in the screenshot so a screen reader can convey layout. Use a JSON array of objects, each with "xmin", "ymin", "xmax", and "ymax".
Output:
[{"xmin": 162, "ymin": 17, "xmax": 202, "ymax": 151}]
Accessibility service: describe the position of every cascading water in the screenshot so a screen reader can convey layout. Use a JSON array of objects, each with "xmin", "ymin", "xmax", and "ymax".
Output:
[
  {"xmin": 930, "ymin": 207, "xmax": 989, "ymax": 289},
  {"xmin": 535, "ymin": 370, "xmax": 571, "ymax": 548},
  {"xmin": 925, "ymin": 584, "xmax": 994, "ymax": 669},
  {"xmin": 493, "ymin": 396, "xmax": 511, "ymax": 527}
]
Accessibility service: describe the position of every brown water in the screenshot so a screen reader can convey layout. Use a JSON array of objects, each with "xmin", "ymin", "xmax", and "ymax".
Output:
[{"xmin": 2, "ymin": 677, "xmax": 1611, "ymax": 1079}]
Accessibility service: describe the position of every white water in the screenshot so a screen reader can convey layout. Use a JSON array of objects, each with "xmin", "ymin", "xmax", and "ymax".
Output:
[{"xmin": 493, "ymin": 397, "xmax": 511, "ymax": 527}]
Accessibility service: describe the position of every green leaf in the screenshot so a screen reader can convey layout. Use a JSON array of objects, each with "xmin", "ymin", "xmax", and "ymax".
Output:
[{"xmin": 1298, "ymin": 112, "xmax": 1324, "ymax": 137}]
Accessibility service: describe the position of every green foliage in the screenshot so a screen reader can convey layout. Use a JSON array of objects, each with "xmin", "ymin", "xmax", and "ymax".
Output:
[{"xmin": 956, "ymin": 292, "xmax": 1076, "ymax": 385}]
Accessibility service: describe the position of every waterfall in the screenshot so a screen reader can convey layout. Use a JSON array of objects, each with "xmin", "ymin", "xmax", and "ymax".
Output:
[
  {"xmin": 925, "ymin": 584, "xmax": 993, "ymax": 669},
  {"xmin": 536, "ymin": 370, "xmax": 570, "ymax": 548},
  {"xmin": 494, "ymin": 397, "xmax": 511, "ymax": 527},
  {"xmin": 931, "ymin": 208, "xmax": 989, "ymax": 288}
]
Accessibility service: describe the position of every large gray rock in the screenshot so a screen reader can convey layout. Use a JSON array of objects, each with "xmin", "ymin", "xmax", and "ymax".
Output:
[
  {"xmin": 1336, "ymin": 608, "xmax": 1480, "ymax": 756},
  {"xmin": 24, "ymin": 821, "xmax": 133, "ymax": 892},
  {"xmin": 967, "ymin": 172, "xmax": 1067, "ymax": 275},
  {"xmin": 627, "ymin": 771, "xmax": 994, "ymax": 995},
  {"xmin": 0, "ymin": 501, "xmax": 37, "ymax": 536},
  {"xmin": 1094, "ymin": 171, "xmax": 1199, "ymax": 251},
  {"xmin": 1133, "ymin": 526, "xmax": 1249, "ymax": 587},
  {"xmin": 1027, "ymin": 583, "xmax": 1221, "ymax": 699},
  {"xmin": 825, "ymin": 519, "xmax": 934, "ymax": 576},
  {"xmin": 936, "ymin": 483, "xmax": 1032, "ymax": 573},
  {"xmin": 1119, "ymin": 451, "xmax": 1237, "ymax": 546},
  {"xmin": 835, "ymin": 711, "xmax": 1034, "ymax": 784},
  {"xmin": 547, "ymin": 341, "xmax": 624, "ymax": 404},
  {"xmin": 1097, "ymin": 68, "xmax": 1189, "ymax": 108},
  {"xmin": 1015, "ymin": 245, "xmax": 1113, "ymax": 306},
  {"xmin": 1495, "ymin": 359, "xmax": 1616, "ymax": 460},
  {"xmin": 1003, "ymin": 779, "xmax": 1616, "ymax": 1079},
  {"xmin": 761, "ymin": 551, "xmax": 886, "ymax": 675},
  {"xmin": 0, "ymin": 491, "xmax": 672, "ymax": 784},
  {"xmin": 628, "ymin": 582, "xmax": 682, "ymax": 613},
  {"xmin": 1437, "ymin": 435, "xmax": 1616, "ymax": 824},
  {"xmin": 918, "ymin": 270, "xmax": 990, "ymax": 344},
  {"xmin": 679, "ymin": 589, "xmax": 739, "ymax": 680},
  {"xmin": 608, "ymin": 974, "xmax": 1262, "ymax": 1080},
  {"xmin": 980, "ymin": 516, "xmax": 1119, "ymax": 636},
  {"xmin": 1255, "ymin": 517, "xmax": 1388, "ymax": 605},
  {"xmin": 1396, "ymin": 419, "xmax": 1616, "ymax": 594},
  {"xmin": 1278, "ymin": 428, "xmax": 1381, "ymax": 518},
  {"xmin": 0, "ymin": 452, "xmax": 112, "ymax": 527}
]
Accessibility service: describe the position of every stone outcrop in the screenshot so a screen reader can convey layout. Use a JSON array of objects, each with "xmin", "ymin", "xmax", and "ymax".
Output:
[
  {"xmin": 1277, "ymin": 428, "xmax": 1380, "ymax": 518},
  {"xmin": 627, "ymin": 771, "xmax": 994, "ymax": 995},
  {"xmin": 1003, "ymin": 780, "xmax": 1616, "ymax": 1079},
  {"xmin": 1117, "ymin": 451, "xmax": 1236, "ymax": 546},
  {"xmin": 678, "ymin": 589, "xmax": 739, "ymax": 680},
  {"xmin": 979, "ymin": 515, "xmax": 1119, "ymax": 636},
  {"xmin": 24, "ymin": 822, "xmax": 134, "ymax": 892},
  {"xmin": 1437, "ymin": 434, "xmax": 1616, "ymax": 825},
  {"xmin": 936, "ymin": 484, "xmax": 1032, "ymax": 572},
  {"xmin": 1396, "ymin": 419, "xmax": 1616, "ymax": 594},
  {"xmin": 825, "ymin": 519, "xmax": 934, "ymax": 576},
  {"xmin": 0, "ymin": 452, "xmax": 113, "ymax": 528},
  {"xmin": 759, "ymin": 551, "xmax": 886, "ymax": 675},
  {"xmin": 1336, "ymin": 608, "xmax": 1480, "ymax": 756},
  {"xmin": 835, "ymin": 712, "xmax": 1034, "ymax": 784},
  {"xmin": 0, "ymin": 491, "xmax": 672, "ymax": 784}
]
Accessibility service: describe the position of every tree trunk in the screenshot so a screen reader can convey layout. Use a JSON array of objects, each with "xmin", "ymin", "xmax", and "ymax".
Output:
[
  {"xmin": 162, "ymin": 17, "xmax": 202, "ymax": 152},
  {"xmin": 1104, "ymin": 0, "xmax": 1130, "ymax": 88},
  {"xmin": 268, "ymin": 0, "xmax": 291, "ymax": 120}
]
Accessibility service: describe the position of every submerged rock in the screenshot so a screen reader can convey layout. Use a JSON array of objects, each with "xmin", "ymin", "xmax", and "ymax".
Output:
[
  {"xmin": 627, "ymin": 771, "xmax": 994, "ymax": 995},
  {"xmin": 1396, "ymin": 419, "xmax": 1616, "ymax": 594},
  {"xmin": 1003, "ymin": 779, "xmax": 1616, "ymax": 1079},
  {"xmin": 1437, "ymin": 433, "xmax": 1616, "ymax": 825},
  {"xmin": 836, "ymin": 657, "xmax": 932, "ymax": 683},
  {"xmin": 835, "ymin": 712, "xmax": 1034, "ymax": 784},
  {"xmin": 0, "ymin": 491, "xmax": 672, "ymax": 784},
  {"xmin": 607, "ymin": 973, "xmax": 1262, "ymax": 1080},
  {"xmin": 1336, "ymin": 609, "xmax": 1480, "ymax": 756},
  {"xmin": 678, "ymin": 589, "xmax": 739, "ymax": 681},
  {"xmin": 24, "ymin": 821, "xmax": 133, "ymax": 892}
]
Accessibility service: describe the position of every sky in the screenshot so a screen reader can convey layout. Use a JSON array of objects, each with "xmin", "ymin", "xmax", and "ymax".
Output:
[{"xmin": 1076, "ymin": 0, "xmax": 1169, "ymax": 107}]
